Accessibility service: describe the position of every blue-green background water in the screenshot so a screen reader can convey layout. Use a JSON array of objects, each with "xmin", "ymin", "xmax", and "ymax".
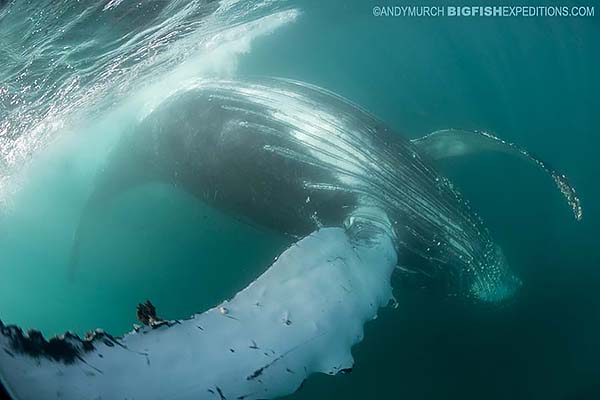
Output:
[{"xmin": 1, "ymin": 1, "xmax": 599, "ymax": 399}]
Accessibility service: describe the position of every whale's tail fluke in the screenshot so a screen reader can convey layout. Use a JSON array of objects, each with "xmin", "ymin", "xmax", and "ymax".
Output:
[
  {"xmin": 68, "ymin": 154, "xmax": 152, "ymax": 279},
  {"xmin": 68, "ymin": 194, "xmax": 102, "ymax": 280},
  {"xmin": 68, "ymin": 224, "xmax": 82, "ymax": 280},
  {"xmin": 411, "ymin": 129, "xmax": 583, "ymax": 222}
]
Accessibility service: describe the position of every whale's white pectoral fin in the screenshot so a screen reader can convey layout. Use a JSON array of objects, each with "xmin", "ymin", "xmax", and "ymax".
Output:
[
  {"xmin": 0, "ymin": 226, "xmax": 397, "ymax": 400},
  {"xmin": 411, "ymin": 129, "xmax": 583, "ymax": 221}
]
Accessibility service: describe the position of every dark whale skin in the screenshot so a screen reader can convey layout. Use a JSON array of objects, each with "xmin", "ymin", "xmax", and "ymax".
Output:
[{"xmin": 76, "ymin": 78, "xmax": 520, "ymax": 302}]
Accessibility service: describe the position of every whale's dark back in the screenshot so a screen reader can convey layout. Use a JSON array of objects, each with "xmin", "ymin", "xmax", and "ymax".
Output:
[{"xmin": 111, "ymin": 87, "xmax": 357, "ymax": 237}]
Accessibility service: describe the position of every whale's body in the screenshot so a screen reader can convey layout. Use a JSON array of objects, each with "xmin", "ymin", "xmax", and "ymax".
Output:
[{"xmin": 80, "ymin": 79, "xmax": 522, "ymax": 301}]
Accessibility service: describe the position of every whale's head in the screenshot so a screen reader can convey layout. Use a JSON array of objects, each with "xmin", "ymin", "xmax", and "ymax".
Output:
[
  {"xmin": 403, "ymin": 237, "xmax": 522, "ymax": 304},
  {"xmin": 386, "ymin": 171, "xmax": 523, "ymax": 304},
  {"xmin": 467, "ymin": 243, "xmax": 522, "ymax": 303}
]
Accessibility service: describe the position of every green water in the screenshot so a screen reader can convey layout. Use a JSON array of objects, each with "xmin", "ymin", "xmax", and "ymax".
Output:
[{"xmin": 1, "ymin": 1, "xmax": 599, "ymax": 399}]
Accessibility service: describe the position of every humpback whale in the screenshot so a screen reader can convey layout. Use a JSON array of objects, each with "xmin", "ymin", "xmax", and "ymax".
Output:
[
  {"xmin": 70, "ymin": 78, "xmax": 580, "ymax": 301},
  {"xmin": 0, "ymin": 78, "xmax": 582, "ymax": 400}
]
